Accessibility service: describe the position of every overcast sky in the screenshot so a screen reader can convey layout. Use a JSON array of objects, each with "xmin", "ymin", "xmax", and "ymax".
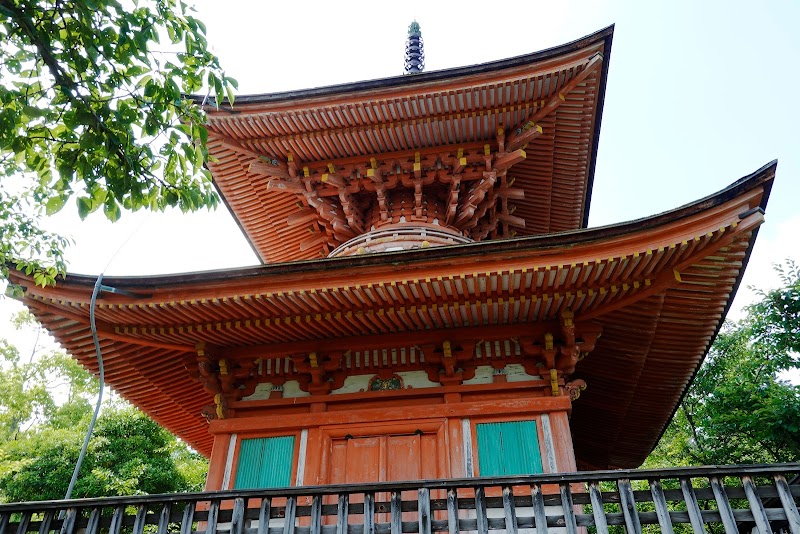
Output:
[{"xmin": 2, "ymin": 0, "xmax": 799, "ymax": 354}]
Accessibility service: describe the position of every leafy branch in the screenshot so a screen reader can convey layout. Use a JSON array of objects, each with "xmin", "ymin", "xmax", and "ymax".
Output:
[{"xmin": 0, "ymin": 0, "xmax": 237, "ymax": 286}]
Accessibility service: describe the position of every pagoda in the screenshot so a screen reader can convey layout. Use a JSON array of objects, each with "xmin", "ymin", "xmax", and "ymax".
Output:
[{"xmin": 8, "ymin": 25, "xmax": 776, "ymax": 492}]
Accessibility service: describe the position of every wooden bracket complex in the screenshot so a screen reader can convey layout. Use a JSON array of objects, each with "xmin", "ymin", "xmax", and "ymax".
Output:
[
  {"xmin": 187, "ymin": 342, "xmax": 259, "ymax": 420},
  {"xmin": 424, "ymin": 340, "xmax": 477, "ymax": 385},
  {"xmin": 519, "ymin": 311, "xmax": 602, "ymax": 398},
  {"xmin": 292, "ymin": 352, "xmax": 345, "ymax": 395}
]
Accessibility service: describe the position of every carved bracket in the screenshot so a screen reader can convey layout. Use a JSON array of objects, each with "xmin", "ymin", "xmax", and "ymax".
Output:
[
  {"xmin": 519, "ymin": 310, "xmax": 602, "ymax": 399},
  {"xmin": 291, "ymin": 351, "xmax": 345, "ymax": 395},
  {"xmin": 186, "ymin": 342, "xmax": 260, "ymax": 420},
  {"xmin": 423, "ymin": 340, "xmax": 477, "ymax": 385}
]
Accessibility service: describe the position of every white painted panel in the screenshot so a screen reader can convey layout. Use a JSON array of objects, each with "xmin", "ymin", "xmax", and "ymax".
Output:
[
  {"xmin": 283, "ymin": 380, "xmax": 311, "ymax": 398},
  {"xmin": 295, "ymin": 429, "xmax": 308, "ymax": 486},
  {"xmin": 221, "ymin": 433, "xmax": 237, "ymax": 489},
  {"xmin": 332, "ymin": 374, "xmax": 371, "ymax": 394},
  {"xmin": 397, "ymin": 370, "xmax": 439, "ymax": 388},
  {"xmin": 540, "ymin": 414, "xmax": 559, "ymax": 473},
  {"xmin": 462, "ymin": 365, "xmax": 494, "ymax": 385},
  {"xmin": 242, "ymin": 382, "xmax": 272, "ymax": 401},
  {"xmin": 505, "ymin": 363, "xmax": 541, "ymax": 381},
  {"xmin": 462, "ymin": 418, "xmax": 474, "ymax": 476}
]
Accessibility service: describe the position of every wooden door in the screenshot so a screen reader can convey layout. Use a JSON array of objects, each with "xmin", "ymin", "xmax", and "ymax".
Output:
[
  {"xmin": 328, "ymin": 432, "xmax": 440, "ymax": 484},
  {"xmin": 325, "ymin": 430, "xmax": 443, "ymax": 525}
]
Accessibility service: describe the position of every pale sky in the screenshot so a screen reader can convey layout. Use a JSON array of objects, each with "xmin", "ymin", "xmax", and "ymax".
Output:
[{"xmin": 2, "ymin": 0, "xmax": 799, "ymax": 356}]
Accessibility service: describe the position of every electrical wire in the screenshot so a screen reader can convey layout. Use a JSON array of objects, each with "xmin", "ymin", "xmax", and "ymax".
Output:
[
  {"xmin": 63, "ymin": 274, "xmax": 105, "ymax": 500},
  {"xmin": 62, "ymin": 212, "xmax": 152, "ymax": 500}
]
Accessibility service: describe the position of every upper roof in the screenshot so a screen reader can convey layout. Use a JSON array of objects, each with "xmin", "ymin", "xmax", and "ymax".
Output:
[
  {"xmin": 200, "ymin": 26, "xmax": 614, "ymax": 262},
  {"xmin": 7, "ymin": 161, "xmax": 775, "ymax": 468}
]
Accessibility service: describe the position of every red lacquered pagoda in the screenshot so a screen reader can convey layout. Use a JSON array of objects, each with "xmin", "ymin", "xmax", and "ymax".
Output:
[{"xmin": 8, "ymin": 25, "xmax": 776, "ymax": 490}]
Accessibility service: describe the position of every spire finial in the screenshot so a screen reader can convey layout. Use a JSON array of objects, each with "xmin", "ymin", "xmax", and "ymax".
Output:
[{"xmin": 404, "ymin": 20, "xmax": 424, "ymax": 75}]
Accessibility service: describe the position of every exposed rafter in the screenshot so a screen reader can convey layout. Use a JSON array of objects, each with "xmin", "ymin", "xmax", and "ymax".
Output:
[{"xmin": 505, "ymin": 52, "xmax": 604, "ymax": 153}]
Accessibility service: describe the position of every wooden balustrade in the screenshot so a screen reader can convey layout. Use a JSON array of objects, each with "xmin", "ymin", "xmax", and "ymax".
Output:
[{"xmin": 0, "ymin": 464, "xmax": 798, "ymax": 534}]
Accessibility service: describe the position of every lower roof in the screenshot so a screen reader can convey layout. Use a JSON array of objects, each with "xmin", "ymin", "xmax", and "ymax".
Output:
[{"xmin": 8, "ymin": 161, "xmax": 775, "ymax": 468}]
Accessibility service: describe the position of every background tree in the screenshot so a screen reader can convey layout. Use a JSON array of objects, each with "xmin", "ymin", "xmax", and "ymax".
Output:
[
  {"xmin": 0, "ymin": 0, "xmax": 236, "ymax": 286},
  {"xmin": 646, "ymin": 261, "xmax": 800, "ymax": 467},
  {"xmin": 0, "ymin": 314, "xmax": 207, "ymax": 501},
  {"xmin": 0, "ymin": 404, "xmax": 207, "ymax": 501}
]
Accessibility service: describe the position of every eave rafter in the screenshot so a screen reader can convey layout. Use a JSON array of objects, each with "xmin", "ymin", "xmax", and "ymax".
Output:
[
  {"xmin": 34, "ymin": 205, "xmax": 759, "ymax": 363},
  {"xmin": 505, "ymin": 52, "xmax": 604, "ymax": 153}
]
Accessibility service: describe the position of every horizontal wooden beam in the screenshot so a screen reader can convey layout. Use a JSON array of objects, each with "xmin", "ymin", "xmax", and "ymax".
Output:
[
  {"xmin": 497, "ymin": 187, "xmax": 525, "ymax": 200},
  {"xmin": 493, "ymin": 148, "xmax": 527, "ymax": 172},
  {"xmin": 249, "ymin": 160, "xmax": 290, "ymax": 179},
  {"xmin": 286, "ymin": 207, "xmax": 319, "ymax": 227},
  {"xmin": 497, "ymin": 213, "xmax": 526, "ymax": 228},
  {"xmin": 215, "ymin": 395, "xmax": 571, "ymax": 434},
  {"xmin": 221, "ymin": 321, "xmax": 563, "ymax": 360},
  {"xmin": 266, "ymin": 179, "xmax": 305, "ymax": 193}
]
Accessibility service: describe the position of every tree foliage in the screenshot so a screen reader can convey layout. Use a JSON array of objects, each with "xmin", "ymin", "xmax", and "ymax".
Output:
[
  {"xmin": 647, "ymin": 261, "xmax": 800, "ymax": 467},
  {"xmin": 0, "ymin": 314, "xmax": 207, "ymax": 501},
  {"xmin": 0, "ymin": 405, "xmax": 206, "ymax": 501},
  {"xmin": 0, "ymin": 0, "xmax": 236, "ymax": 285}
]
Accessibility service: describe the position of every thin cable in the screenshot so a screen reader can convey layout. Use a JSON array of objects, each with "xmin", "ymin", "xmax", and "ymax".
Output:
[
  {"xmin": 63, "ymin": 208, "xmax": 152, "ymax": 499},
  {"xmin": 63, "ymin": 273, "xmax": 105, "ymax": 500},
  {"xmin": 101, "ymin": 211, "xmax": 153, "ymax": 273}
]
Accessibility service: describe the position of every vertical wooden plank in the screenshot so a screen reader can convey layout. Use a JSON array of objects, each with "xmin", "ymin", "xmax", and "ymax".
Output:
[
  {"xmin": 446, "ymin": 488, "xmax": 458, "ymax": 534},
  {"xmin": 336, "ymin": 493, "xmax": 349, "ymax": 534},
  {"xmin": 84, "ymin": 509, "xmax": 100, "ymax": 534},
  {"xmin": 109, "ymin": 506, "xmax": 125, "ymax": 534},
  {"xmin": 502, "ymin": 485, "xmax": 518, "ymax": 534},
  {"xmin": 231, "ymin": 498, "xmax": 246, "ymax": 534},
  {"xmin": 363, "ymin": 492, "xmax": 375, "ymax": 534},
  {"xmin": 15, "ymin": 512, "xmax": 32, "ymax": 534},
  {"xmin": 390, "ymin": 491, "xmax": 402, "ymax": 534},
  {"xmin": 310, "ymin": 495, "xmax": 322, "ymax": 534},
  {"xmin": 617, "ymin": 479, "xmax": 642, "ymax": 534},
  {"xmin": 133, "ymin": 504, "xmax": 148, "ymax": 534},
  {"xmin": 531, "ymin": 483, "xmax": 548, "ymax": 534},
  {"xmin": 205, "ymin": 500, "xmax": 220, "ymax": 534},
  {"xmin": 709, "ymin": 477, "xmax": 737, "ymax": 534},
  {"xmin": 648, "ymin": 480, "xmax": 674, "ymax": 534},
  {"xmin": 180, "ymin": 503, "xmax": 196, "ymax": 534},
  {"xmin": 741, "ymin": 476, "xmax": 772, "ymax": 534},
  {"xmin": 589, "ymin": 482, "xmax": 610, "ymax": 534},
  {"xmin": 775, "ymin": 475, "xmax": 800, "ymax": 534},
  {"xmin": 59, "ymin": 509, "xmax": 77, "ymax": 534},
  {"xmin": 418, "ymin": 488, "xmax": 431, "ymax": 534},
  {"xmin": 257, "ymin": 498, "xmax": 272, "ymax": 534},
  {"xmin": 474, "ymin": 487, "xmax": 488, "ymax": 534},
  {"xmin": 37, "ymin": 511, "xmax": 53, "ymax": 534},
  {"xmin": 157, "ymin": 503, "xmax": 173, "ymax": 534},
  {"xmin": 559, "ymin": 483, "xmax": 578, "ymax": 534},
  {"xmin": 283, "ymin": 496, "xmax": 297, "ymax": 534},
  {"xmin": 678, "ymin": 478, "xmax": 705, "ymax": 534}
]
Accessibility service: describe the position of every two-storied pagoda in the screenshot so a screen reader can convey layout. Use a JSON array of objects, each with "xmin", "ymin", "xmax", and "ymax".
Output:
[{"xmin": 8, "ymin": 25, "xmax": 776, "ymax": 490}]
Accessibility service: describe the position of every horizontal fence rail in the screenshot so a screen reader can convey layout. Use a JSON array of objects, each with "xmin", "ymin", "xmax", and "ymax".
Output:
[{"xmin": 0, "ymin": 464, "xmax": 798, "ymax": 534}]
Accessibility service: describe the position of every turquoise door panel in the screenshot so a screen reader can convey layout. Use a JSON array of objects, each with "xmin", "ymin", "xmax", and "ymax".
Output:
[
  {"xmin": 476, "ymin": 420, "xmax": 543, "ymax": 476},
  {"xmin": 234, "ymin": 435, "xmax": 295, "ymax": 489}
]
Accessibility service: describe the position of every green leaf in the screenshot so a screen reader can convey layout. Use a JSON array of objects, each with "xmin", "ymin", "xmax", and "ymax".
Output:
[
  {"xmin": 76, "ymin": 196, "xmax": 92, "ymax": 219},
  {"xmin": 103, "ymin": 197, "xmax": 121, "ymax": 222},
  {"xmin": 225, "ymin": 83, "xmax": 235, "ymax": 106},
  {"xmin": 45, "ymin": 195, "xmax": 67, "ymax": 215}
]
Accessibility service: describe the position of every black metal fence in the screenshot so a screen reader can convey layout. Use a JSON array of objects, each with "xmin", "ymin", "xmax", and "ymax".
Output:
[{"xmin": 0, "ymin": 464, "xmax": 798, "ymax": 534}]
